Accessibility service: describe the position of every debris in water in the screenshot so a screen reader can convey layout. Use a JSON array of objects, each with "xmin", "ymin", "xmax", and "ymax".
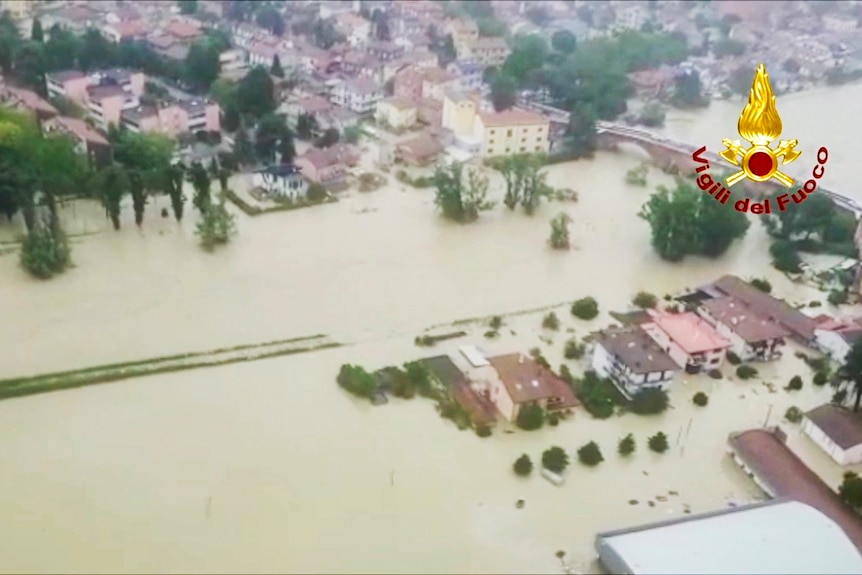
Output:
[
  {"xmin": 648, "ymin": 501, "xmax": 655, "ymax": 507},
  {"xmin": 642, "ymin": 470, "xmax": 649, "ymax": 476},
  {"xmin": 669, "ymin": 490, "xmax": 679, "ymax": 496},
  {"xmin": 556, "ymin": 551, "xmax": 566, "ymax": 559},
  {"xmin": 628, "ymin": 499, "xmax": 639, "ymax": 505},
  {"xmin": 516, "ymin": 499, "xmax": 525, "ymax": 509},
  {"xmin": 656, "ymin": 495, "xmax": 668, "ymax": 502},
  {"xmin": 206, "ymin": 496, "xmax": 212, "ymax": 518},
  {"xmin": 504, "ymin": 430, "xmax": 515, "ymax": 434},
  {"xmin": 683, "ymin": 509, "xmax": 692, "ymax": 514}
]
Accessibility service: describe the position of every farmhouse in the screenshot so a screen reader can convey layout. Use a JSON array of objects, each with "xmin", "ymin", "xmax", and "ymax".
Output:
[
  {"xmin": 591, "ymin": 326, "xmax": 677, "ymax": 398},
  {"xmin": 640, "ymin": 311, "xmax": 731, "ymax": 374},
  {"xmin": 483, "ymin": 353, "xmax": 578, "ymax": 422},
  {"xmin": 251, "ymin": 165, "xmax": 308, "ymax": 201},
  {"xmin": 697, "ymin": 296, "xmax": 790, "ymax": 361},
  {"xmin": 803, "ymin": 404, "xmax": 862, "ymax": 465}
]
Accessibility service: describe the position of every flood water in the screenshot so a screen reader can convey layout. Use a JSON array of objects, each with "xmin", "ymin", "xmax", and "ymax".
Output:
[{"xmin": 0, "ymin": 84, "xmax": 860, "ymax": 573}]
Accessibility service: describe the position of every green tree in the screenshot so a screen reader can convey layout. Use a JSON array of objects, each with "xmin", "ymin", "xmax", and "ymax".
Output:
[
  {"xmin": 254, "ymin": 113, "xmax": 294, "ymax": 164},
  {"xmin": 43, "ymin": 24, "xmax": 79, "ymax": 72},
  {"xmin": 184, "ymin": 40, "xmax": 221, "ymax": 92},
  {"xmin": 502, "ymin": 35, "xmax": 549, "ymax": 89},
  {"xmin": 648, "ymin": 431, "xmax": 669, "ymax": 453},
  {"xmin": 433, "ymin": 162, "xmax": 493, "ymax": 223},
  {"xmin": 563, "ymin": 103, "xmax": 597, "ymax": 158},
  {"xmin": 571, "ymin": 296, "xmax": 599, "ymax": 320},
  {"xmin": 0, "ymin": 11, "xmax": 21, "ymax": 74},
  {"xmin": 196, "ymin": 201, "xmax": 237, "ymax": 249},
  {"xmin": 840, "ymin": 472, "xmax": 862, "ymax": 508},
  {"xmin": 222, "ymin": 101, "xmax": 240, "ymax": 132},
  {"xmin": 78, "ymin": 29, "xmax": 114, "ymax": 71},
  {"xmin": 549, "ymin": 212, "xmax": 573, "ymax": 249},
  {"xmin": 316, "ymin": 127, "xmax": 339, "ymax": 148},
  {"xmin": 618, "ymin": 433, "xmax": 636, "ymax": 456},
  {"xmin": 770, "ymin": 239, "xmax": 802, "ymax": 273},
  {"xmin": 632, "ymin": 291, "xmax": 658, "ymax": 308},
  {"xmin": 128, "ymin": 170, "xmax": 147, "ymax": 226},
  {"xmin": 233, "ymin": 126, "xmax": 255, "ymax": 166},
  {"xmin": 630, "ymin": 387, "xmax": 669, "ymax": 415},
  {"xmin": 541, "ymin": 446, "xmax": 570, "ymax": 473},
  {"xmin": 696, "ymin": 190, "xmax": 751, "ymax": 256},
  {"xmin": 188, "ymin": 161, "xmax": 212, "ymax": 214},
  {"xmin": 31, "ymin": 18, "xmax": 44, "ymax": 43},
  {"xmin": 19, "ymin": 223, "xmax": 71, "ymax": 279},
  {"xmin": 310, "ymin": 17, "xmax": 344, "ymax": 49},
  {"xmin": 513, "ymin": 454, "xmax": 533, "ymax": 476},
  {"xmin": 490, "ymin": 75, "xmax": 517, "ymax": 112},
  {"xmin": 270, "ymin": 54, "xmax": 284, "ymax": 78},
  {"xmin": 728, "ymin": 65, "xmax": 754, "ymax": 97},
  {"xmin": 713, "ymin": 38, "xmax": 746, "ymax": 57},
  {"xmin": 516, "ymin": 402, "xmax": 545, "ymax": 431},
  {"xmin": 236, "ymin": 66, "xmax": 276, "ymax": 119},
  {"xmin": 14, "ymin": 42, "xmax": 47, "ymax": 96},
  {"xmin": 161, "ymin": 164, "xmax": 186, "ymax": 222},
  {"xmin": 672, "ymin": 69, "xmax": 706, "ymax": 108},
  {"xmin": 577, "ymin": 441, "xmax": 603, "ymax": 466},
  {"xmin": 92, "ymin": 165, "xmax": 130, "ymax": 230},
  {"xmin": 256, "ymin": 6, "xmax": 286, "ymax": 37},
  {"xmin": 551, "ymin": 30, "xmax": 576, "ymax": 54}
]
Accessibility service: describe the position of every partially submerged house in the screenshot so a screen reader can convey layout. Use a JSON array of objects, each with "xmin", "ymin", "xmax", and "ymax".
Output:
[
  {"xmin": 591, "ymin": 326, "xmax": 678, "ymax": 398},
  {"xmin": 422, "ymin": 355, "xmax": 496, "ymax": 427},
  {"xmin": 483, "ymin": 353, "xmax": 579, "ymax": 422},
  {"xmin": 815, "ymin": 316, "xmax": 862, "ymax": 364},
  {"xmin": 697, "ymin": 296, "xmax": 790, "ymax": 362},
  {"xmin": 803, "ymin": 404, "xmax": 862, "ymax": 465},
  {"xmin": 251, "ymin": 164, "xmax": 308, "ymax": 201},
  {"xmin": 641, "ymin": 310, "xmax": 731, "ymax": 374}
]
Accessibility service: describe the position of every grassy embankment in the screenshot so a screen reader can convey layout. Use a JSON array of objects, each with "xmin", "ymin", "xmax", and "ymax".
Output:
[{"xmin": 0, "ymin": 334, "xmax": 341, "ymax": 402}]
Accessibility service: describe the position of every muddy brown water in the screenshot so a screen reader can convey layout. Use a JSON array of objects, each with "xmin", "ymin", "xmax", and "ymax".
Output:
[{"xmin": 0, "ymin": 84, "xmax": 860, "ymax": 573}]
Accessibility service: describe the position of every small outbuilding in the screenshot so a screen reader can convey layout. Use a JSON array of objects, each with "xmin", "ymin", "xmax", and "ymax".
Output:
[{"xmin": 803, "ymin": 403, "xmax": 862, "ymax": 465}]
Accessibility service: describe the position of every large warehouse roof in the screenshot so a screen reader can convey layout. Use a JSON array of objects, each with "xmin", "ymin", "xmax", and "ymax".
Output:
[{"xmin": 595, "ymin": 499, "xmax": 862, "ymax": 574}]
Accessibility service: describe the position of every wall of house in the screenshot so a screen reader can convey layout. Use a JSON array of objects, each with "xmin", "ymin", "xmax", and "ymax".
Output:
[
  {"xmin": 641, "ymin": 322, "xmax": 726, "ymax": 370},
  {"xmin": 489, "ymin": 376, "xmax": 516, "ymax": 422},
  {"xmin": 590, "ymin": 343, "xmax": 673, "ymax": 398},
  {"xmin": 422, "ymin": 79, "xmax": 453, "ymax": 102},
  {"xmin": 815, "ymin": 329, "xmax": 852, "ymax": 364},
  {"xmin": 294, "ymin": 158, "xmax": 320, "ymax": 184},
  {"xmin": 97, "ymin": 95, "xmax": 125, "ymax": 126},
  {"xmin": 139, "ymin": 114, "xmax": 161, "ymax": 133},
  {"xmin": 129, "ymin": 72, "xmax": 146, "ymax": 97},
  {"xmin": 385, "ymin": 104, "xmax": 416, "ymax": 129},
  {"xmin": 478, "ymin": 120, "xmax": 550, "ymax": 157},
  {"xmin": 158, "ymin": 105, "xmax": 187, "ymax": 136},
  {"xmin": 204, "ymin": 103, "xmax": 221, "ymax": 132},
  {"xmin": 802, "ymin": 418, "xmax": 862, "ymax": 465},
  {"xmin": 252, "ymin": 173, "xmax": 308, "ymax": 199},
  {"xmin": 442, "ymin": 95, "xmax": 476, "ymax": 137},
  {"xmin": 65, "ymin": 77, "xmax": 91, "ymax": 105}
]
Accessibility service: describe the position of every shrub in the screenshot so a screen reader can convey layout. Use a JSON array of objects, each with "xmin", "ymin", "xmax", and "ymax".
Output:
[
  {"xmin": 618, "ymin": 433, "xmax": 636, "ymax": 456},
  {"xmin": 564, "ymin": 338, "xmax": 586, "ymax": 359},
  {"xmin": 577, "ymin": 441, "xmax": 604, "ymax": 466},
  {"xmin": 19, "ymin": 226, "xmax": 71, "ymax": 279},
  {"xmin": 750, "ymin": 278, "xmax": 772, "ymax": 293},
  {"xmin": 336, "ymin": 364, "xmax": 379, "ymax": 400},
  {"xmin": 786, "ymin": 375, "xmax": 803, "ymax": 391},
  {"xmin": 648, "ymin": 432, "xmax": 669, "ymax": 453},
  {"xmin": 548, "ymin": 413, "xmax": 560, "ymax": 426},
  {"xmin": 770, "ymin": 239, "xmax": 803, "ymax": 273},
  {"xmin": 726, "ymin": 351, "xmax": 742, "ymax": 365},
  {"xmin": 559, "ymin": 364, "xmax": 575, "ymax": 390},
  {"xmin": 707, "ymin": 369, "xmax": 722, "ymax": 379},
  {"xmin": 542, "ymin": 446, "xmax": 570, "ymax": 473},
  {"xmin": 489, "ymin": 315, "xmax": 503, "ymax": 330},
  {"xmin": 574, "ymin": 370, "xmax": 621, "ymax": 419},
  {"xmin": 414, "ymin": 335, "xmax": 434, "ymax": 346},
  {"xmin": 484, "ymin": 330, "xmax": 499, "ymax": 338},
  {"xmin": 630, "ymin": 387, "xmax": 669, "ymax": 415},
  {"xmin": 307, "ymin": 183, "xmax": 328, "ymax": 202},
  {"xmin": 810, "ymin": 300, "xmax": 822, "ymax": 307},
  {"xmin": 571, "ymin": 297, "xmax": 599, "ymax": 320},
  {"xmin": 693, "ymin": 392, "xmax": 709, "ymax": 406},
  {"xmin": 196, "ymin": 202, "xmax": 237, "ymax": 249},
  {"xmin": 529, "ymin": 347, "xmax": 551, "ymax": 369},
  {"xmin": 475, "ymin": 424, "xmax": 492, "ymax": 437},
  {"xmin": 632, "ymin": 291, "xmax": 658, "ymax": 309},
  {"xmin": 785, "ymin": 406, "xmax": 803, "ymax": 423},
  {"xmin": 736, "ymin": 365, "xmax": 758, "ymax": 380},
  {"xmin": 839, "ymin": 472, "xmax": 862, "ymax": 508},
  {"xmin": 513, "ymin": 454, "xmax": 533, "ymax": 476},
  {"xmin": 516, "ymin": 402, "xmax": 545, "ymax": 431},
  {"xmin": 813, "ymin": 371, "xmax": 828, "ymax": 386},
  {"xmin": 542, "ymin": 312, "xmax": 560, "ymax": 330}
]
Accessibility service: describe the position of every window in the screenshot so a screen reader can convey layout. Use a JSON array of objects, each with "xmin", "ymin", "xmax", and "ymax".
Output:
[
  {"xmin": 521, "ymin": 138, "xmax": 525, "ymax": 143},
  {"xmin": 535, "ymin": 145, "xmax": 541, "ymax": 152},
  {"xmin": 507, "ymin": 129, "xmax": 512, "ymax": 137},
  {"xmin": 490, "ymin": 129, "xmax": 496, "ymax": 135},
  {"xmin": 505, "ymin": 148, "xmax": 510, "ymax": 154},
  {"xmin": 536, "ymin": 137, "xmax": 542, "ymax": 142},
  {"xmin": 520, "ymin": 147, "xmax": 525, "ymax": 152}
]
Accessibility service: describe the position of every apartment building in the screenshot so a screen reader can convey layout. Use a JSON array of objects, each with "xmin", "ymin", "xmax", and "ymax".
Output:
[
  {"xmin": 330, "ymin": 77, "xmax": 383, "ymax": 114},
  {"xmin": 470, "ymin": 37, "xmax": 510, "ymax": 68},
  {"xmin": 47, "ymin": 69, "xmax": 145, "ymax": 106},
  {"xmin": 121, "ymin": 99, "xmax": 220, "ymax": 137},
  {"xmin": 474, "ymin": 108, "xmax": 551, "ymax": 157}
]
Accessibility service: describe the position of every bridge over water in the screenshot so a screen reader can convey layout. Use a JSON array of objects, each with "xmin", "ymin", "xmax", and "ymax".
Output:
[{"xmin": 595, "ymin": 121, "xmax": 862, "ymax": 217}]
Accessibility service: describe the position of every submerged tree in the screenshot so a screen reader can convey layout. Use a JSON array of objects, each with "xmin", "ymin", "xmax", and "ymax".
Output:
[
  {"xmin": 549, "ymin": 212, "xmax": 573, "ymax": 249},
  {"xmin": 91, "ymin": 165, "xmax": 130, "ymax": 230},
  {"xmin": 188, "ymin": 161, "xmax": 212, "ymax": 214},
  {"xmin": 432, "ymin": 162, "xmax": 493, "ymax": 223},
  {"xmin": 488, "ymin": 153, "xmax": 549, "ymax": 213},
  {"xmin": 196, "ymin": 201, "xmax": 237, "ymax": 250},
  {"xmin": 834, "ymin": 339, "xmax": 862, "ymax": 413}
]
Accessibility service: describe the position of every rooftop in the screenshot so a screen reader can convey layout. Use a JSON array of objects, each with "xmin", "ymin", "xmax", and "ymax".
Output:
[
  {"xmin": 344, "ymin": 77, "xmax": 381, "ymax": 95},
  {"xmin": 381, "ymin": 96, "xmax": 417, "ymax": 111},
  {"xmin": 699, "ymin": 296, "xmax": 791, "ymax": 343},
  {"xmin": 728, "ymin": 427, "xmax": 862, "ymax": 553},
  {"xmin": 474, "ymin": 36, "xmax": 509, "ymax": 50},
  {"xmin": 487, "ymin": 353, "xmax": 578, "ymax": 407},
  {"xmin": 646, "ymin": 311, "xmax": 731, "ymax": 354},
  {"xmin": 594, "ymin": 326, "xmax": 678, "ymax": 374},
  {"xmin": 53, "ymin": 116, "xmax": 110, "ymax": 146},
  {"xmin": 478, "ymin": 107, "xmax": 549, "ymax": 128},
  {"xmin": 806, "ymin": 404, "xmax": 862, "ymax": 449},
  {"xmin": 47, "ymin": 70, "xmax": 86, "ymax": 83},
  {"xmin": 596, "ymin": 499, "xmax": 862, "ymax": 575},
  {"xmin": 708, "ymin": 275, "xmax": 818, "ymax": 342},
  {"xmin": 396, "ymin": 132, "xmax": 444, "ymax": 160},
  {"xmin": 87, "ymin": 84, "xmax": 128, "ymax": 101}
]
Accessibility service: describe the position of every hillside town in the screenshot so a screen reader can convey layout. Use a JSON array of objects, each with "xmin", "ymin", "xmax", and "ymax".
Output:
[{"xmin": 5, "ymin": 1, "xmax": 862, "ymax": 574}]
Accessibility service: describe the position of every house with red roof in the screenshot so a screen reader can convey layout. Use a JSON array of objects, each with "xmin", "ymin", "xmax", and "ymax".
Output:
[{"xmin": 641, "ymin": 310, "xmax": 731, "ymax": 374}]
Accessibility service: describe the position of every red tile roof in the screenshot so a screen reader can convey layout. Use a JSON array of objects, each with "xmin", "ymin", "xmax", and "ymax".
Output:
[
  {"xmin": 4, "ymin": 86, "xmax": 58, "ymax": 116},
  {"xmin": 53, "ymin": 116, "xmax": 110, "ymax": 146},
  {"xmin": 699, "ymin": 296, "xmax": 790, "ymax": 343},
  {"xmin": 647, "ymin": 311, "xmax": 731, "ymax": 354},
  {"xmin": 478, "ymin": 107, "xmax": 549, "ymax": 128},
  {"xmin": 166, "ymin": 21, "xmax": 201, "ymax": 40}
]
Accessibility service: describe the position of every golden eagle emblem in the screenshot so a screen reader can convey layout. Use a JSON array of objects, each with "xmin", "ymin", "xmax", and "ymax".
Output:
[{"xmin": 720, "ymin": 63, "xmax": 801, "ymax": 187}]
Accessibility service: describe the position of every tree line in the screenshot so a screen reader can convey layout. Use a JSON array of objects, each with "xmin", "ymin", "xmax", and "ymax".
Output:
[{"xmin": 0, "ymin": 106, "xmax": 237, "ymax": 279}]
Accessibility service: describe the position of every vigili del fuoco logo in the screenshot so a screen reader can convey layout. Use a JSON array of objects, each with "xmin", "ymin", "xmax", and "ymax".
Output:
[{"xmin": 691, "ymin": 63, "xmax": 829, "ymax": 215}]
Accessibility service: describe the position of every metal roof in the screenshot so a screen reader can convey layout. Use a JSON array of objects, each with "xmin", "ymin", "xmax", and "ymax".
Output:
[{"xmin": 595, "ymin": 499, "xmax": 862, "ymax": 574}]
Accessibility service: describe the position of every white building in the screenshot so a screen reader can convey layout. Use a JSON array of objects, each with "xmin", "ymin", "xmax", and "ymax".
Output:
[
  {"xmin": 823, "ymin": 14, "xmax": 858, "ymax": 32},
  {"xmin": 595, "ymin": 499, "xmax": 862, "ymax": 575},
  {"xmin": 803, "ymin": 404, "xmax": 862, "ymax": 465},
  {"xmin": 640, "ymin": 311, "xmax": 731, "ymax": 374},
  {"xmin": 613, "ymin": 4, "xmax": 648, "ymax": 31},
  {"xmin": 697, "ymin": 297, "xmax": 790, "ymax": 362},
  {"xmin": 591, "ymin": 326, "xmax": 677, "ymax": 398},
  {"xmin": 815, "ymin": 319, "xmax": 862, "ymax": 364},
  {"xmin": 330, "ymin": 77, "xmax": 383, "ymax": 114},
  {"xmin": 251, "ymin": 165, "xmax": 308, "ymax": 200}
]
